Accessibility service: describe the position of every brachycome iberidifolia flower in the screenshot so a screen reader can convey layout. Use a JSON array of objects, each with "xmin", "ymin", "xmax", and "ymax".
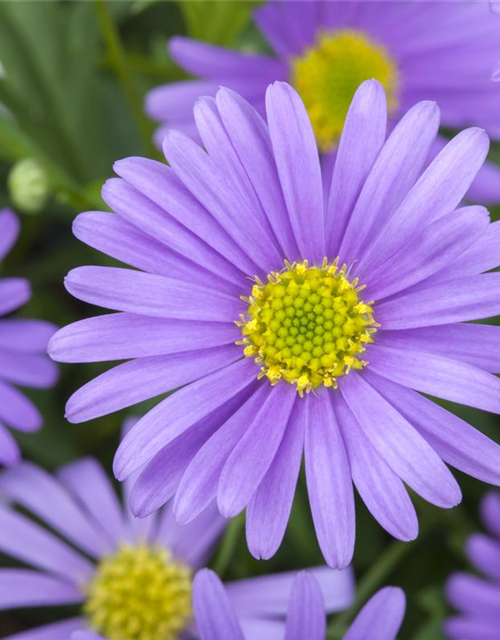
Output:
[
  {"xmin": 445, "ymin": 492, "xmax": 500, "ymax": 640},
  {"xmin": 0, "ymin": 448, "xmax": 353, "ymax": 640},
  {"xmin": 50, "ymin": 80, "xmax": 500, "ymax": 569},
  {"xmin": 0, "ymin": 209, "xmax": 57, "ymax": 466},
  {"xmin": 193, "ymin": 569, "xmax": 405, "ymax": 640},
  {"xmin": 146, "ymin": 0, "xmax": 500, "ymax": 203}
]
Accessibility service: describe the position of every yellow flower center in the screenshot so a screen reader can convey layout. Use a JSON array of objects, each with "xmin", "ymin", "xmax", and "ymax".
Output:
[
  {"xmin": 238, "ymin": 259, "xmax": 377, "ymax": 396},
  {"xmin": 84, "ymin": 544, "xmax": 192, "ymax": 640},
  {"xmin": 291, "ymin": 29, "xmax": 399, "ymax": 151}
]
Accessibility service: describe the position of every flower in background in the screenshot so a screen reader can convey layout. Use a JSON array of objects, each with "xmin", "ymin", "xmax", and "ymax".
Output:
[
  {"xmin": 0, "ymin": 447, "xmax": 353, "ymax": 640},
  {"xmin": 146, "ymin": 0, "xmax": 500, "ymax": 203},
  {"xmin": 50, "ymin": 80, "xmax": 500, "ymax": 568},
  {"xmin": 193, "ymin": 569, "xmax": 405, "ymax": 640},
  {"xmin": 0, "ymin": 208, "xmax": 57, "ymax": 466},
  {"xmin": 445, "ymin": 491, "xmax": 500, "ymax": 640}
]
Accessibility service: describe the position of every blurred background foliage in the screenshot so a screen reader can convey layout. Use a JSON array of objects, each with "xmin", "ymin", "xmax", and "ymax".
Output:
[{"xmin": 0, "ymin": 2, "xmax": 498, "ymax": 638}]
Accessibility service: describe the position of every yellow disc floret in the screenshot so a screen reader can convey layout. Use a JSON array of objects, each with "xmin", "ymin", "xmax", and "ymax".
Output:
[
  {"xmin": 84, "ymin": 544, "xmax": 192, "ymax": 640},
  {"xmin": 238, "ymin": 259, "xmax": 377, "ymax": 396},
  {"xmin": 291, "ymin": 29, "xmax": 399, "ymax": 151}
]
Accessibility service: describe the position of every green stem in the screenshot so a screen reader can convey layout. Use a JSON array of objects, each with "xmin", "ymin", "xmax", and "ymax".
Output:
[
  {"xmin": 95, "ymin": 0, "xmax": 156, "ymax": 157},
  {"xmin": 326, "ymin": 540, "xmax": 412, "ymax": 640},
  {"xmin": 212, "ymin": 513, "xmax": 245, "ymax": 579}
]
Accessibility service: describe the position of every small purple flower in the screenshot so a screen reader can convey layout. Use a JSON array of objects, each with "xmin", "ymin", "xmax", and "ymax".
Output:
[
  {"xmin": 146, "ymin": 0, "xmax": 500, "ymax": 203},
  {"xmin": 445, "ymin": 491, "xmax": 500, "ymax": 640},
  {"xmin": 193, "ymin": 569, "xmax": 405, "ymax": 640},
  {"xmin": 0, "ymin": 208, "xmax": 57, "ymax": 466},
  {"xmin": 0, "ymin": 447, "xmax": 353, "ymax": 640},
  {"xmin": 50, "ymin": 79, "xmax": 500, "ymax": 568}
]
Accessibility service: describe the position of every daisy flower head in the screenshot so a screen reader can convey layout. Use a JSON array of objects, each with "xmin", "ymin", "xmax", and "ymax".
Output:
[
  {"xmin": 146, "ymin": 0, "xmax": 500, "ymax": 203},
  {"xmin": 193, "ymin": 568, "xmax": 405, "ymax": 640},
  {"xmin": 445, "ymin": 491, "xmax": 500, "ymax": 640},
  {"xmin": 0, "ymin": 442, "xmax": 353, "ymax": 640},
  {"xmin": 0, "ymin": 208, "xmax": 57, "ymax": 466},
  {"xmin": 50, "ymin": 79, "xmax": 500, "ymax": 568}
]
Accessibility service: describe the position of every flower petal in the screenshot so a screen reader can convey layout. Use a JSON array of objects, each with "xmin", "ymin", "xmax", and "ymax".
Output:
[
  {"xmin": 344, "ymin": 587, "xmax": 406, "ymax": 640},
  {"xmin": 193, "ymin": 569, "xmax": 245, "ymax": 640},
  {"xmin": 0, "ymin": 279, "xmax": 30, "ymax": 316},
  {"xmin": 0, "ymin": 209, "xmax": 20, "ymax": 260},
  {"xmin": 266, "ymin": 82, "xmax": 325, "ymax": 261},
  {"xmin": 304, "ymin": 393, "xmax": 355, "ymax": 569},
  {"xmin": 284, "ymin": 572, "xmax": 326, "ymax": 640},
  {"xmin": 5, "ymin": 618, "xmax": 85, "ymax": 640},
  {"xmin": 0, "ymin": 569, "xmax": 82, "ymax": 609}
]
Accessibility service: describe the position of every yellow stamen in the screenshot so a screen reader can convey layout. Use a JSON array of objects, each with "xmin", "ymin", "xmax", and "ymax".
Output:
[
  {"xmin": 239, "ymin": 259, "xmax": 377, "ymax": 395},
  {"xmin": 291, "ymin": 29, "xmax": 399, "ymax": 151},
  {"xmin": 84, "ymin": 544, "xmax": 192, "ymax": 640}
]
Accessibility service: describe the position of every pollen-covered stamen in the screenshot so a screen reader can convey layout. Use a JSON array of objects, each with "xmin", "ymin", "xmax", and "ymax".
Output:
[
  {"xmin": 84, "ymin": 544, "xmax": 192, "ymax": 640},
  {"xmin": 291, "ymin": 29, "xmax": 399, "ymax": 151},
  {"xmin": 237, "ymin": 259, "xmax": 377, "ymax": 396}
]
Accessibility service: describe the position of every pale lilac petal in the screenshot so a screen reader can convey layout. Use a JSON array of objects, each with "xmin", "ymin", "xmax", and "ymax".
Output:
[
  {"xmin": 0, "ymin": 320, "xmax": 55, "ymax": 353},
  {"xmin": 0, "ymin": 209, "xmax": 20, "ymax": 260},
  {"xmin": 467, "ymin": 533, "xmax": 500, "ymax": 582},
  {"xmin": 0, "ymin": 381, "xmax": 41, "ymax": 432},
  {"xmin": 72, "ymin": 633, "xmax": 105, "ymax": 640},
  {"xmin": 226, "ymin": 566, "xmax": 354, "ymax": 619},
  {"xmin": 344, "ymin": 587, "xmax": 406, "ymax": 640},
  {"xmin": 304, "ymin": 393, "xmax": 355, "ymax": 569},
  {"xmin": 102, "ymin": 175, "xmax": 246, "ymax": 285},
  {"xmin": 145, "ymin": 79, "xmax": 219, "ymax": 121},
  {"xmin": 366, "ymin": 371, "xmax": 500, "ymax": 486},
  {"xmin": 481, "ymin": 492, "xmax": 500, "ymax": 538},
  {"xmin": 163, "ymin": 130, "xmax": 281, "ymax": 275},
  {"xmin": 340, "ymin": 373, "xmax": 461, "ymax": 508},
  {"xmin": 65, "ymin": 266, "xmax": 242, "ymax": 322},
  {"xmin": 360, "ymin": 128, "xmax": 490, "ymax": 272},
  {"xmin": 218, "ymin": 383, "xmax": 296, "ymax": 518},
  {"xmin": 73, "ymin": 210, "xmax": 238, "ymax": 295},
  {"xmin": 376, "ymin": 324, "xmax": 500, "ymax": 373},
  {"xmin": 284, "ymin": 572, "xmax": 325, "ymax": 640},
  {"xmin": 130, "ymin": 386, "xmax": 254, "ymax": 518},
  {"xmin": 340, "ymin": 100, "xmax": 440, "ymax": 264},
  {"xmin": 336, "ymin": 396, "xmax": 418, "ymax": 542},
  {"xmin": 444, "ymin": 616, "xmax": 500, "ymax": 640},
  {"xmin": 65, "ymin": 344, "xmax": 240, "ymax": 423},
  {"xmin": 246, "ymin": 401, "xmax": 304, "ymax": 560},
  {"xmin": 169, "ymin": 36, "xmax": 287, "ymax": 80},
  {"xmin": 160, "ymin": 501, "xmax": 226, "ymax": 568},
  {"xmin": 57, "ymin": 457, "xmax": 127, "ymax": 546},
  {"xmin": 446, "ymin": 572, "xmax": 500, "ymax": 617},
  {"xmin": 0, "ymin": 569, "xmax": 82, "ymax": 609},
  {"xmin": 215, "ymin": 87, "xmax": 298, "ymax": 259},
  {"xmin": 240, "ymin": 620, "xmax": 284, "ymax": 640},
  {"xmin": 368, "ymin": 344, "xmax": 500, "ymax": 415},
  {"xmin": 114, "ymin": 358, "xmax": 257, "ymax": 481},
  {"xmin": 174, "ymin": 383, "xmax": 269, "ymax": 524},
  {"xmin": 193, "ymin": 569, "xmax": 245, "ymax": 640},
  {"xmin": 266, "ymin": 82, "xmax": 325, "ymax": 261},
  {"xmin": 49, "ymin": 313, "xmax": 237, "ymax": 363},
  {"xmin": 363, "ymin": 206, "xmax": 488, "ymax": 300},
  {"xmin": 0, "ymin": 504, "xmax": 94, "ymax": 583},
  {"xmin": 0, "ymin": 423, "xmax": 21, "ymax": 466},
  {"xmin": 377, "ymin": 273, "xmax": 500, "ymax": 329},
  {"xmin": 0, "ymin": 462, "xmax": 112, "ymax": 558},
  {"xmin": 5, "ymin": 619, "xmax": 84, "ymax": 640},
  {"xmin": 0, "ymin": 350, "xmax": 57, "ymax": 389},
  {"xmin": 254, "ymin": 2, "xmax": 318, "ymax": 57},
  {"xmin": 0, "ymin": 279, "xmax": 31, "ymax": 316},
  {"xmin": 326, "ymin": 80, "xmax": 387, "ymax": 255}
]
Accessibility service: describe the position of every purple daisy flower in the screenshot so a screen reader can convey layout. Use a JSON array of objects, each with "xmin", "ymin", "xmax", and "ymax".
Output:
[
  {"xmin": 193, "ymin": 569, "xmax": 405, "ymax": 640},
  {"xmin": 445, "ymin": 491, "xmax": 500, "ymax": 640},
  {"xmin": 146, "ymin": 0, "xmax": 500, "ymax": 204},
  {"xmin": 0, "ymin": 449, "xmax": 353, "ymax": 640},
  {"xmin": 0, "ymin": 208, "xmax": 57, "ymax": 466},
  {"xmin": 50, "ymin": 79, "xmax": 500, "ymax": 568}
]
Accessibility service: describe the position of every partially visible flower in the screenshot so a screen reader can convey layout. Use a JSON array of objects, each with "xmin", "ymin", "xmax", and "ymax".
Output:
[
  {"xmin": 0, "ymin": 208, "xmax": 57, "ymax": 465},
  {"xmin": 445, "ymin": 491, "xmax": 500, "ymax": 640},
  {"xmin": 146, "ymin": 0, "xmax": 500, "ymax": 203},
  {"xmin": 50, "ymin": 80, "xmax": 500, "ymax": 569},
  {"xmin": 0, "ymin": 446, "xmax": 353, "ymax": 640},
  {"xmin": 193, "ymin": 569, "xmax": 405, "ymax": 640},
  {"xmin": 8, "ymin": 158, "xmax": 51, "ymax": 215}
]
